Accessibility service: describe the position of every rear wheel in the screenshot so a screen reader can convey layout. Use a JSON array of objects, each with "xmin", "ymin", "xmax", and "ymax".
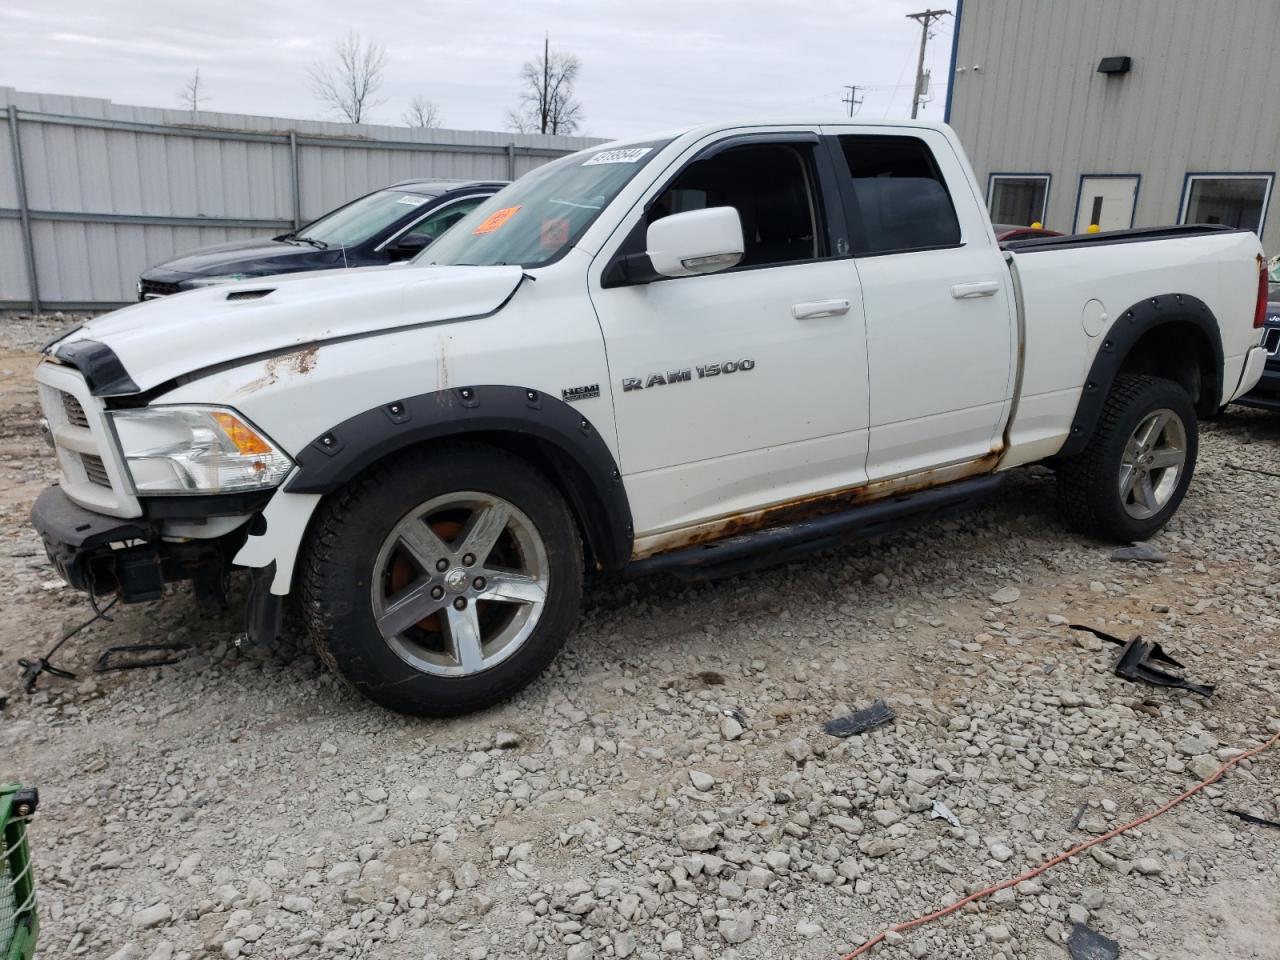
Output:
[
  {"xmin": 1057, "ymin": 374, "xmax": 1197, "ymax": 542},
  {"xmin": 301, "ymin": 445, "xmax": 583, "ymax": 716}
]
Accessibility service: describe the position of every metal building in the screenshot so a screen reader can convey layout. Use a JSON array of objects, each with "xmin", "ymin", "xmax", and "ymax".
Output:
[
  {"xmin": 1, "ymin": 87, "xmax": 602, "ymax": 311},
  {"xmin": 945, "ymin": 0, "xmax": 1280, "ymax": 252}
]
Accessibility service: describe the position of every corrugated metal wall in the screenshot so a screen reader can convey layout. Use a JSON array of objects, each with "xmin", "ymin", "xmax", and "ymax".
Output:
[
  {"xmin": 947, "ymin": 0, "xmax": 1280, "ymax": 254},
  {"xmin": 0, "ymin": 87, "xmax": 604, "ymax": 310}
]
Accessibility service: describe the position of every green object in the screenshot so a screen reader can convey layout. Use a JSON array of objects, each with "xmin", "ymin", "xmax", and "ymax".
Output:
[{"xmin": 1, "ymin": 784, "xmax": 38, "ymax": 960}]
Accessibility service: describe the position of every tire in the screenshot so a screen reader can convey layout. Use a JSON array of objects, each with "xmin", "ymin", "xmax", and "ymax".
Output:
[
  {"xmin": 1057, "ymin": 373, "xmax": 1198, "ymax": 542},
  {"xmin": 300, "ymin": 444, "xmax": 584, "ymax": 716}
]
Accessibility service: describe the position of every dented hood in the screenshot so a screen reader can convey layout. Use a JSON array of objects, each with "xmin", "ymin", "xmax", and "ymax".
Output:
[{"xmin": 53, "ymin": 263, "xmax": 525, "ymax": 394}]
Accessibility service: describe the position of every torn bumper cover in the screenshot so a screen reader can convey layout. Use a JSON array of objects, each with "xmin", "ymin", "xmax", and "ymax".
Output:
[{"xmin": 29, "ymin": 486, "xmax": 252, "ymax": 604}]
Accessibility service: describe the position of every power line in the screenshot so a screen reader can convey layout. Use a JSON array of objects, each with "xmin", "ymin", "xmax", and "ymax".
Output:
[
  {"xmin": 841, "ymin": 85, "xmax": 864, "ymax": 117},
  {"xmin": 905, "ymin": 8, "xmax": 951, "ymax": 119}
]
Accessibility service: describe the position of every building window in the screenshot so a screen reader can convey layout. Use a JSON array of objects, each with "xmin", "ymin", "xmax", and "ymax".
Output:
[
  {"xmin": 988, "ymin": 175, "xmax": 1049, "ymax": 227},
  {"xmin": 1180, "ymin": 174, "xmax": 1273, "ymax": 236}
]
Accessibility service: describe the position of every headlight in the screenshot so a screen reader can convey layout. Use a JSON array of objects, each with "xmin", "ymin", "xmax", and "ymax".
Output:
[{"xmin": 107, "ymin": 406, "xmax": 293, "ymax": 494}]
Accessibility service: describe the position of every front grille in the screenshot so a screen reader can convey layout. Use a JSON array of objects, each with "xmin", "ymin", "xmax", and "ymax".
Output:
[
  {"xmin": 139, "ymin": 278, "xmax": 180, "ymax": 299},
  {"xmin": 81, "ymin": 454, "xmax": 110, "ymax": 487},
  {"xmin": 62, "ymin": 391, "xmax": 89, "ymax": 428},
  {"xmin": 1264, "ymin": 327, "xmax": 1280, "ymax": 356}
]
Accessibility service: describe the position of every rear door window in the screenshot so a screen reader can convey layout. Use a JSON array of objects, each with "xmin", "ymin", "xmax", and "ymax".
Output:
[{"xmin": 836, "ymin": 136, "xmax": 961, "ymax": 255}]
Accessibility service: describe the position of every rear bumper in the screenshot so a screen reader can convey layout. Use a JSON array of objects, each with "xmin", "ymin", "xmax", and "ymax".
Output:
[
  {"xmin": 1228, "ymin": 345, "xmax": 1269, "ymax": 403},
  {"xmin": 1235, "ymin": 360, "xmax": 1280, "ymax": 410}
]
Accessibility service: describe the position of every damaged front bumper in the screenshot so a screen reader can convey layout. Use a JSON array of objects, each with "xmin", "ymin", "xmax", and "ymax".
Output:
[{"xmin": 30, "ymin": 485, "xmax": 253, "ymax": 603}]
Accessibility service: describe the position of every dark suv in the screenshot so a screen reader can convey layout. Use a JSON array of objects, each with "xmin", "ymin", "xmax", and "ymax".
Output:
[{"xmin": 137, "ymin": 178, "xmax": 503, "ymax": 299}]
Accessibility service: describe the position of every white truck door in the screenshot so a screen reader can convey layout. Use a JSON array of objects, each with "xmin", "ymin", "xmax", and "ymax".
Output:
[
  {"xmin": 823, "ymin": 128, "xmax": 1015, "ymax": 481},
  {"xmin": 587, "ymin": 133, "xmax": 870, "ymax": 545}
]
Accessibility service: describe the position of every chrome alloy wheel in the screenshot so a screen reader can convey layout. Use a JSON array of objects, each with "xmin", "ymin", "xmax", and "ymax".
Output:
[
  {"xmin": 370, "ymin": 491, "xmax": 550, "ymax": 677},
  {"xmin": 1119, "ymin": 408, "xmax": 1187, "ymax": 520}
]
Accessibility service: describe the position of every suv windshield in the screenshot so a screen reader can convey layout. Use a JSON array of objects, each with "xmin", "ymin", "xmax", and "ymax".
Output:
[
  {"xmin": 298, "ymin": 189, "xmax": 434, "ymax": 247},
  {"xmin": 421, "ymin": 141, "xmax": 669, "ymax": 268}
]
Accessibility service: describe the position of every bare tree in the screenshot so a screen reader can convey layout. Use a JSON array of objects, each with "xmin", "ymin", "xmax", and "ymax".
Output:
[
  {"xmin": 309, "ymin": 32, "xmax": 387, "ymax": 124},
  {"xmin": 179, "ymin": 69, "xmax": 207, "ymax": 114},
  {"xmin": 505, "ymin": 35, "xmax": 583, "ymax": 135},
  {"xmin": 402, "ymin": 95, "xmax": 442, "ymax": 129}
]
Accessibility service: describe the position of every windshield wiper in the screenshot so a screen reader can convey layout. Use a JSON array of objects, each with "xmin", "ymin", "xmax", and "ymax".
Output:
[{"xmin": 293, "ymin": 236, "xmax": 329, "ymax": 249}]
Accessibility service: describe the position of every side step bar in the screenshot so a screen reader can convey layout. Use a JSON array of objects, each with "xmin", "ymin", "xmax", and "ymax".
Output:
[{"xmin": 625, "ymin": 473, "xmax": 1005, "ymax": 582}]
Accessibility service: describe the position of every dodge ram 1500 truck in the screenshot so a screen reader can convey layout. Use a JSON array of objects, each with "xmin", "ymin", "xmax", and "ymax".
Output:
[{"xmin": 31, "ymin": 119, "xmax": 1271, "ymax": 716}]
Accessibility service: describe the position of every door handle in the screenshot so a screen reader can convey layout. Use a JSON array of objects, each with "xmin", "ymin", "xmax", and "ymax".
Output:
[
  {"xmin": 950, "ymin": 280, "xmax": 1000, "ymax": 299},
  {"xmin": 792, "ymin": 298, "xmax": 851, "ymax": 320}
]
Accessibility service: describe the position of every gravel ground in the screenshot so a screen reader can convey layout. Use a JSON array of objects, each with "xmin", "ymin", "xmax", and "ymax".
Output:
[{"xmin": 2, "ymin": 316, "xmax": 1278, "ymax": 960}]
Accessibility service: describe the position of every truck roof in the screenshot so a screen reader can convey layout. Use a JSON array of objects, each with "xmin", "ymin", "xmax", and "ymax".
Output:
[{"xmin": 594, "ymin": 117, "xmax": 954, "ymax": 151}]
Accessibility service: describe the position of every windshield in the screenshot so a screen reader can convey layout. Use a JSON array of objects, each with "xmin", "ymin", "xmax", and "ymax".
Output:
[
  {"xmin": 421, "ymin": 141, "xmax": 669, "ymax": 268},
  {"xmin": 298, "ymin": 189, "xmax": 434, "ymax": 247}
]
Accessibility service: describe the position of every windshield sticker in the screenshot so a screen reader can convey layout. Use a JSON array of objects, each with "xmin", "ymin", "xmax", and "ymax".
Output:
[
  {"xmin": 396, "ymin": 195, "xmax": 428, "ymax": 206},
  {"xmin": 540, "ymin": 218, "xmax": 571, "ymax": 249},
  {"xmin": 472, "ymin": 205, "xmax": 521, "ymax": 235},
  {"xmin": 582, "ymin": 147, "xmax": 653, "ymax": 166}
]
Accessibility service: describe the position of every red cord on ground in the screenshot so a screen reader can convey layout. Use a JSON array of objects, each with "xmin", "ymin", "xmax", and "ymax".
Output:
[{"xmin": 837, "ymin": 727, "xmax": 1280, "ymax": 958}]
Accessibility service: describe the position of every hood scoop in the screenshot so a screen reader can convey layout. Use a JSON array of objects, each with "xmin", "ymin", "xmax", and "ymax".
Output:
[{"xmin": 226, "ymin": 288, "xmax": 274, "ymax": 301}]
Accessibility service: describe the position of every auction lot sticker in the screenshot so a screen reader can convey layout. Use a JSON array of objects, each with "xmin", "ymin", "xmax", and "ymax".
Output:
[
  {"xmin": 582, "ymin": 147, "xmax": 653, "ymax": 165},
  {"xmin": 472, "ymin": 205, "xmax": 522, "ymax": 234}
]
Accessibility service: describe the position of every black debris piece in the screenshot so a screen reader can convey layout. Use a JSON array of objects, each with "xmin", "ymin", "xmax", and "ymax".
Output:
[
  {"xmin": 94, "ymin": 643, "xmax": 189, "ymax": 674},
  {"xmin": 1069, "ymin": 802, "xmax": 1088, "ymax": 831},
  {"xmin": 824, "ymin": 699, "xmax": 895, "ymax": 738},
  {"xmin": 17, "ymin": 654, "xmax": 77, "ymax": 692},
  {"xmin": 1068, "ymin": 624, "xmax": 1179, "ymax": 665},
  {"xmin": 1112, "ymin": 635, "xmax": 1215, "ymax": 698},
  {"xmin": 1067, "ymin": 625, "xmax": 1214, "ymax": 697},
  {"xmin": 1067, "ymin": 922, "xmax": 1120, "ymax": 960},
  {"xmin": 1226, "ymin": 809, "xmax": 1280, "ymax": 831},
  {"xmin": 17, "ymin": 595, "xmax": 119, "ymax": 692},
  {"xmin": 1110, "ymin": 543, "xmax": 1167, "ymax": 563}
]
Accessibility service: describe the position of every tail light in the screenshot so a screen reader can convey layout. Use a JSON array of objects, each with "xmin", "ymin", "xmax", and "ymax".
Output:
[{"xmin": 1257, "ymin": 259, "xmax": 1269, "ymax": 329}]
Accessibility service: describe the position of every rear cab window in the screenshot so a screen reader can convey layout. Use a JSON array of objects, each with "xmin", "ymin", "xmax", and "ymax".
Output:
[{"xmin": 835, "ymin": 135, "xmax": 962, "ymax": 255}]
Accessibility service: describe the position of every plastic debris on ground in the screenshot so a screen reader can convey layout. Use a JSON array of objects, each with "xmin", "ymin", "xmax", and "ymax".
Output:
[
  {"xmin": 1067, "ymin": 922, "xmax": 1120, "ymax": 959},
  {"xmin": 1226, "ymin": 809, "xmax": 1280, "ymax": 830},
  {"xmin": 929, "ymin": 800, "xmax": 961, "ymax": 827},
  {"xmin": 1109, "ymin": 542, "xmax": 1167, "ymax": 563},
  {"xmin": 823, "ymin": 699, "xmax": 895, "ymax": 738},
  {"xmin": 1067, "ymin": 624, "xmax": 1215, "ymax": 698}
]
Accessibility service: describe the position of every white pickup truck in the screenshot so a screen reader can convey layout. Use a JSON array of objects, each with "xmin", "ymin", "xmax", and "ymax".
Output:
[{"xmin": 32, "ymin": 119, "xmax": 1270, "ymax": 715}]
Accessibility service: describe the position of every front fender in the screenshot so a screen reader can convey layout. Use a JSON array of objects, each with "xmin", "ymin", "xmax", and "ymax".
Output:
[{"xmin": 284, "ymin": 384, "xmax": 633, "ymax": 571}]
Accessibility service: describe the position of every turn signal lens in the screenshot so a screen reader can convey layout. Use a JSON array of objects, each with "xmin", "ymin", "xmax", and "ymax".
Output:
[{"xmin": 212, "ymin": 411, "xmax": 273, "ymax": 455}]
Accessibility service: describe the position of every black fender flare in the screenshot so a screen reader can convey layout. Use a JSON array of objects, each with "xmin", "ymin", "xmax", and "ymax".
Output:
[
  {"xmin": 286, "ymin": 385, "xmax": 633, "ymax": 570},
  {"xmin": 1056, "ymin": 293, "xmax": 1223, "ymax": 458}
]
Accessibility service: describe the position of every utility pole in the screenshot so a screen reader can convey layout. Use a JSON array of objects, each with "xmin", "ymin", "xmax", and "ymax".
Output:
[
  {"xmin": 906, "ymin": 8, "xmax": 950, "ymax": 118},
  {"xmin": 841, "ymin": 85, "xmax": 864, "ymax": 117}
]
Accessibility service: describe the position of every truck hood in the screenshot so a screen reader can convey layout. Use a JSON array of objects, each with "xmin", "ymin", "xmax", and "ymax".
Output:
[{"xmin": 53, "ymin": 263, "xmax": 525, "ymax": 394}]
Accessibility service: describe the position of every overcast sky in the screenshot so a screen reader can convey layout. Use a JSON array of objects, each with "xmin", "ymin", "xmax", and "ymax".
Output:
[{"xmin": 2, "ymin": 1, "xmax": 957, "ymax": 139}]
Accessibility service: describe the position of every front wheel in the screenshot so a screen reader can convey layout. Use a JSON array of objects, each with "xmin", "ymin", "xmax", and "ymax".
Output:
[
  {"xmin": 1057, "ymin": 374, "xmax": 1198, "ymax": 542},
  {"xmin": 300, "ymin": 445, "xmax": 584, "ymax": 716}
]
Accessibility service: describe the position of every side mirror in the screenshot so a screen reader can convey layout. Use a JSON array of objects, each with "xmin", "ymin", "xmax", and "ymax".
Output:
[
  {"xmin": 387, "ymin": 233, "xmax": 433, "ymax": 261},
  {"xmin": 646, "ymin": 207, "xmax": 744, "ymax": 278}
]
